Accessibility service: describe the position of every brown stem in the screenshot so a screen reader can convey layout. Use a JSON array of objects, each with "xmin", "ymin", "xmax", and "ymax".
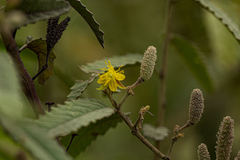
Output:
[
  {"xmin": 66, "ymin": 134, "xmax": 79, "ymax": 152},
  {"xmin": 167, "ymin": 125, "xmax": 184, "ymax": 158},
  {"xmin": 116, "ymin": 109, "xmax": 169, "ymax": 160},
  {"xmin": 0, "ymin": 26, "xmax": 45, "ymax": 117},
  {"xmin": 106, "ymin": 88, "xmax": 168, "ymax": 159},
  {"xmin": 45, "ymin": 102, "xmax": 55, "ymax": 112},
  {"xmin": 155, "ymin": 0, "xmax": 175, "ymax": 156},
  {"xmin": 167, "ymin": 135, "xmax": 178, "ymax": 158}
]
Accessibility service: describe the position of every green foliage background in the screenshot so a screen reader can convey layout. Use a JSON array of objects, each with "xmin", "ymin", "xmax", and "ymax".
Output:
[{"xmin": 1, "ymin": 0, "xmax": 240, "ymax": 159}]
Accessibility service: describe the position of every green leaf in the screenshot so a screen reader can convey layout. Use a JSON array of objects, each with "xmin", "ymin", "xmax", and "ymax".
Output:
[
  {"xmin": 37, "ymin": 98, "xmax": 116, "ymax": 138},
  {"xmin": 0, "ymin": 126, "xmax": 34, "ymax": 160},
  {"xmin": 60, "ymin": 113, "xmax": 122, "ymax": 157},
  {"xmin": 65, "ymin": 0, "xmax": 104, "ymax": 48},
  {"xmin": 171, "ymin": 34, "xmax": 214, "ymax": 92},
  {"xmin": 142, "ymin": 124, "xmax": 169, "ymax": 141},
  {"xmin": 4, "ymin": 0, "xmax": 70, "ymax": 27},
  {"xmin": 0, "ymin": 52, "xmax": 31, "ymax": 118},
  {"xmin": 80, "ymin": 53, "xmax": 143, "ymax": 73},
  {"xmin": 195, "ymin": 0, "xmax": 240, "ymax": 43},
  {"xmin": 27, "ymin": 38, "xmax": 56, "ymax": 84},
  {"xmin": 0, "ymin": 115, "xmax": 71, "ymax": 160},
  {"xmin": 67, "ymin": 74, "xmax": 98, "ymax": 100}
]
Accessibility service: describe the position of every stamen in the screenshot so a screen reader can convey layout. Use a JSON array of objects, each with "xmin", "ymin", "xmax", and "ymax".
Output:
[{"xmin": 116, "ymin": 65, "xmax": 123, "ymax": 72}]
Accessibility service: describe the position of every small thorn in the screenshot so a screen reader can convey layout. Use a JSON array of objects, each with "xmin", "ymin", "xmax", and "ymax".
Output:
[
  {"xmin": 45, "ymin": 102, "xmax": 54, "ymax": 112},
  {"xmin": 66, "ymin": 134, "xmax": 79, "ymax": 152}
]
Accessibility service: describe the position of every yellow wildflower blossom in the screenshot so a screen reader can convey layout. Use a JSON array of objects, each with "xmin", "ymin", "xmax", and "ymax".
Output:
[{"xmin": 97, "ymin": 61, "xmax": 126, "ymax": 92}]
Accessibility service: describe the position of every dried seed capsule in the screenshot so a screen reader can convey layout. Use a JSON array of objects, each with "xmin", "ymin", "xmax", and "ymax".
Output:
[
  {"xmin": 140, "ymin": 46, "xmax": 157, "ymax": 81},
  {"xmin": 46, "ymin": 16, "xmax": 70, "ymax": 54},
  {"xmin": 188, "ymin": 88, "xmax": 204, "ymax": 125},
  {"xmin": 197, "ymin": 143, "xmax": 210, "ymax": 160}
]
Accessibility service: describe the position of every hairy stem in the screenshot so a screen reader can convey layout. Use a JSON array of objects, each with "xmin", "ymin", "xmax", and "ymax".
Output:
[
  {"xmin": 155, "ymin": 0, "xmax": 175, "ymax": 157},
  {"xmin": 0, "ymin": 26, "xmax": 45, "ymax": 117}
]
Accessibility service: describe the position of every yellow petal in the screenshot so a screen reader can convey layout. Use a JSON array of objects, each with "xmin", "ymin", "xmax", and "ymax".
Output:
[
  {"xmin": 114, "ymin": 73, "xmax": 125, "ymax": 81},
  {"xmin": 109, "ymin": 79, "xmax": 117, "ymax": 92},
  {"xmin": 108, "ymin": 66, "xmax": 115, "ymax": 72},
  {"xmin": 97, "ymin": 75, "xmax": 105, "ymax": 84},
  {"xmin": 104, "ymin": 78, "xmax": 111, "ymax": 86},
  {"xmin": 97, "ymin": 84, "xmax": 108, "ymax": 90},
  {"xmin": 97, "ymin": 78, "xmax": 103, "ymax": 84}
]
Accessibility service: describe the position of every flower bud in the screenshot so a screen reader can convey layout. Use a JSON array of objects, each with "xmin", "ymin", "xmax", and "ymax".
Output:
[
  {"xmin": 197, "ymin": 143, "xmax": 210, "ymax": 160},
  {"xmin": 216, "ymin": 116, "xmax": 234, "ymax": 160},
  {"xmin": 140, "ymin": 46, "xmax": 157, "ymax": 81},
  {"xmin": 188, "ymin": 89, "xmax": 204, "ymax": 125}
]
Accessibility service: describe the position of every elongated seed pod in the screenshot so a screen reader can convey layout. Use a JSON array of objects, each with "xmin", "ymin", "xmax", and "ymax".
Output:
[
  {"xmin": 46, "ymin": 16, "xmax": 70, "ymax": 54},
  {"xmin": 197, "ymin": 143, "xmax": 210, "ymax": 160},
  {"xmin": 215, "ymin": 116, "xmax": 234, "ymax": 160},
  {"xmin": 234, "ymin": 151, "xmax": 240, "ymax": 160},
  {"xmin": 46, "ymin": 16, "xmax": 60, "ymax": 53},
  {"xmin": 188, "ymin": 88, "xmax": 204, "ymax": 125},
  {"xmin": 140, "ymin": 46, "xmax": 157, "ymax": 81}
]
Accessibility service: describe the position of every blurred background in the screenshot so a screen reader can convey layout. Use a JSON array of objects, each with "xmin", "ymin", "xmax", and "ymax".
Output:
[{"xmin": 1, "ymin": 0, "xmax": 240, "ymax": 159}]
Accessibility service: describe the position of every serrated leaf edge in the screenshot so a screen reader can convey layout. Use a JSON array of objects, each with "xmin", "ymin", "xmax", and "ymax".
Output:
[
  {"xmin": 195, "ymin": 0, "xmax": 240, "ymax": 43},
  {"xmin": 65, "ymin": 0, "xmax": 104, "ymax": 48},
  {"xmin": 48, "ymin": 108, "xmax": 115, "ymax": 137},
  {"xmin": 64, "ymin": 113, "xmax": 122, "ymax": 156},
  {"xmin": 79, "ymin": 53, "xmax": 143, "ymax": 73},
  {"xmin": 67, "ymin": 74, "xmax": 98, "ymax": 100}
]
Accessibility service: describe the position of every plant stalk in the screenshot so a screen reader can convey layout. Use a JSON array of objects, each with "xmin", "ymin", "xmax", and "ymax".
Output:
[
  {"xmin": 107, "ymin": 88, "xmax": 168, "ymax": 159},
  {"xmin": 155, "ymin": 0, "xmax": 175, "ymax": 158},
  {"xmin": 117, "ymin": 108, "xmax": 169, "ymax": 160},
  {"xmin": 0, "ymin": 26, "xmax": 45, "ymax": 117}
]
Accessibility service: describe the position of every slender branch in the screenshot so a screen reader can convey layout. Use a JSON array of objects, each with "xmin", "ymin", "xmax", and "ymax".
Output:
[
  {"xmin": 116, "ymin": 109, "xmax": 169, "ymax": 160},
  {"xmin": 118, "ymin": 78, "xmax": 144, "ymax": 109},
  {"xmin": 106, "ymin": 90, "xmax": 117, "ymax": 108},
  {"xmin": 167, "ymin": 135, "xmax": 179, "ymax": 158},
  {"xmin": 157, "ymin": 0, "xmax": 175, "ymax": 129},
  {"xmin": 167, "ymin": 125, "xmax": 184, "ymax": 158},
  {"xmin": 0, "ymin": 25, "xmax": 45, "ymax": 117},
  {"xmin": 45, "ymin": 101, "xmax": 55, "ymax": 112},
  {"xmin": 177, "ymin": 121, "xmax": 192, "ymax": 132},
  {"xmin": 130, "ymin": 77, "xmax": 144, "ymax": 90},
  {"xmin": 106, "ymin": 88, "xmax": 168, "ymax": 159},
  {"xmin": 118, "ymin": 87, "xmax": 132, "ymax": 109},
  {"xmin": 19, "ymin": 43, "xmax": 28, "ymax": 53},
  {"xmin": 56, "ymin": 137, "xmax": 65, "ymax": 150},
  {"xmin": 32, "ymin": 64, "xmax": 48, "ymax": 80},
  {"xmin": 133, "ymin": 111, "xmax": 142, "ymax": 130},
  {"xmin": 66, "ymin": 134, "xmax": 79, "ymax": 152},
  {"xmin": 155, "ymin": 0, "xmax": 175, "ymax": 156}
]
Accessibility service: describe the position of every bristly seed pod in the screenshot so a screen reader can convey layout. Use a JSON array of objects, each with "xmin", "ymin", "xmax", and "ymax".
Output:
[
  {"xmin": 140, "ymin": 46, "xmax": 157, "ymax": 81},
  {"xmin": 215, "ymin": 116, "xmax": 234, "ymax": 160},
  {"xmin": 188, "ymin": 88, "xmax": 204, "ymax": 125},
  {"xmin": 46, "ymin": 16, "xmax": 70, "ymax": 54},
  {"xmin": 46, "ymin": 16, "xmax": 60, "ymax": 53},
  {"xmin": 197, "ymin": 143, "xmax": 210, "ymax": 160}
]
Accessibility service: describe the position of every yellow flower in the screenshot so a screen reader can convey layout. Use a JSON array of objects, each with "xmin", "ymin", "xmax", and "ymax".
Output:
[{"xmin": 97, "ymin": 61, "xmax": 126, "ymax": 92}]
